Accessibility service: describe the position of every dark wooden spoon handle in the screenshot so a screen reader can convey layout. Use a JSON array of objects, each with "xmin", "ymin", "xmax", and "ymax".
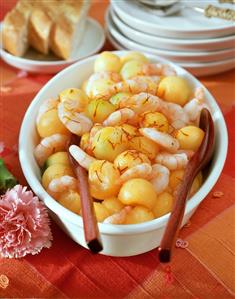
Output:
[
  {"xmin": 75, "ymin": 164, "xmax": 103, "ymax": 253},
  {"xmin": 158, "ymin": 108, "xmax": 214, "ymax": 263},
  {"xmin": 158, "ymin": 164, "xmax": 197, "ymax": 262},
  {"xmin": 68, "ymin": 134, "xmax": 103, "ymax": 253}
]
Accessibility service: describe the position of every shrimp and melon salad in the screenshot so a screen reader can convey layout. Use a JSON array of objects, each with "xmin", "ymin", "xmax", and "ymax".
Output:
[{"xmin": 34, "ymin": 51, "xmax": 208, "ymax": 225}]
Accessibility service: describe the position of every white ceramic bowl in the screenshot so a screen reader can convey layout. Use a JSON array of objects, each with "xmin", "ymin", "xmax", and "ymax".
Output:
[{"xmin": 19, "ymin": 51, "xmax": 228, "ymax": 256}]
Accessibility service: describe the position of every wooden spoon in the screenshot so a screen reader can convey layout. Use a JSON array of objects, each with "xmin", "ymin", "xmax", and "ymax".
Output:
[
  {"xmin": 158, "ymin": 108, "xmax": 215, "ymax": 263},
  {"xmin": 68, "ymin": 134, "xmax": 103, "ymax": 253}
]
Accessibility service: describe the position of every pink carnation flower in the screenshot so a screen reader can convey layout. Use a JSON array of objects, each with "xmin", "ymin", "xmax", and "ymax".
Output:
[{"xmin": 0, "ymin": 185, "xmax": 52, "ymax": 258}]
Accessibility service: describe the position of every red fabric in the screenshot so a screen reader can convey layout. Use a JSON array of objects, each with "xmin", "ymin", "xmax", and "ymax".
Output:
[{"xmin": 0, "ymin": 1, "xmax": 235, "ymax": 298}]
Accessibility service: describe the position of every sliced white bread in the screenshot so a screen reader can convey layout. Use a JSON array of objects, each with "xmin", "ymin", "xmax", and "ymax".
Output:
[
  {"xmin": 50, "ymin": 15, "xmax": 74, "ymax": 60},
  {"xmin": 50, "ymin": 0, "xmax": 91, "ymax": 60},
  {"xmin": 28, "ymin": 9, "xmax": 53, "ymax": 55},
  {"xmin": 2, "ymin": 0, "xmax": 37, "ymax": 57},
  {"xmin": 2, "ymin": 8, "xmax": 30, "ymax": 57}
]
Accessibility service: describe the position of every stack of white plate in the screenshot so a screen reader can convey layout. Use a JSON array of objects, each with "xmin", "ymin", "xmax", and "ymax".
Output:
[{"xmin": 106, "ymin": 0, "xmax": 235, "ymax": 76}]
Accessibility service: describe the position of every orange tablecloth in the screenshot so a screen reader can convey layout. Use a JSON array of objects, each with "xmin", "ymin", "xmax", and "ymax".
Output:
[{"xmin": 1, "ymin": 1, "xmax": 235, "ymax": 298}]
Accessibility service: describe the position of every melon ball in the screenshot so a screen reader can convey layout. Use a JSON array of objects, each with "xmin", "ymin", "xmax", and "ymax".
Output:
[
  {"xmin": 157, "ymin": 76, "xmax": 192, "ymax": 106},
  {"xmin": 118, "ymin": 178, "xmax": 157, "ymax": 209}
]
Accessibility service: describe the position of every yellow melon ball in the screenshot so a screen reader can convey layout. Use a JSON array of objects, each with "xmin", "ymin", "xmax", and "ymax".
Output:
[
  {"xmin": 59, "ymin": 88, "xmax": 89, "ymax": 112},
  {"xmin": 120, "ymin": 60, "xmax": 145, "ymax": 80},
  {"xmin": 44, "ymin": 151, "xmax": 70, "ymax": 169},
  {"xmin": 129, "ymin": 136, "xmax": 159, "ymax": 160},
  {"xmin": 141, "ymin": 112, "xmax": 169, "ymax": 132},
  {"xmin": 57, "ymin": 190, "xmax": 81, "ymax": 214},
  {"xmin": 80, "ymin": 132, "xmax": 90, "ymax": 152},
  {"xmin": 114, "ymin": 150, "xmax": 150, "ymax": 173},
  {"xmin": 153, "ymin": 192, "xmax": 174, "ymax": 218},
  {"xmin": 165, "ymin": 186, "xmax": 173, "ymax": 194},
  {"xmin": 176, "ymin": 126, "xmax": 205, "ymax": 151},
  {"xmin": 190, "ymin": 172, "xmax": 203, "ymax": 196},
  {"xmin": 118, "ymin": 178, "xmax": 157, "ymax": 209},
  {"xmin": 89, "ymin": 160, "xmax": 121, "ymax": 200},
  {"xmin": 125, "ymin": 206, "xmax": 154, "ymax": 224},
  {"xmin": 86, "ymin": 99, "xmax": 116, "ymax": 123},
  {"xmin": 157, "ymin": 76, "xmax": 192, "ymax": 106},
  {"xmin": 169, "ymin": 170, "xmax": 203, "ymax": 195},
  {"xmin": 37, "ymin": 109, "xmax": 69, "ymax": 138},
  {"xmin": 93, "ymin": 202, "xmax": 111, "ymax": 222},
  {"xmin": 121, "ymin": 52, "xmax": 149, "ymax": 65},
  {"xmin": 94, "ymin": 52, "xmax": 122, "ymax": 73},
  {"xmin": 118, "ymin": 124, "xmax": 138, "ymax": 139},
  {"xmin": 42, "ymin": 164, "xmax": 74, "ymax": 190},
  {"xmin": 88, "ymin": 78, "xmax": 114, "ymax": 98},
  {"xmin": 46, "ymin": 188, "xmax": 61, "ymax": 201},
  {"xmin": 102, "ymin": 197, "xmax": 124, "ymax": 214},
  {"xmin": 92, "ymin": 127, "xmax": 128, "ymax": 162}
]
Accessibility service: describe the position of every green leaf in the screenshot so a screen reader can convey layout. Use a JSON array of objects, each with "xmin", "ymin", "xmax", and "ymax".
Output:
[{"xmin": 0, "ymin": 158, "xmax": 18, "ymax": 195}]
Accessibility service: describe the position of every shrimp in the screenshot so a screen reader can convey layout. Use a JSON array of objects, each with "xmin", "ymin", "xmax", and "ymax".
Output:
[
  {"xmin": 103, "ymin": 206, "xmax": 132, "ymax": 224},
  {"xmin": 149, "ymin": 164, "xmax": 170, "ymax": 194},
  {"xmin": 119, "ymin": 163, "xmax": 152, "ymax": 183},
  {"xmin": 58, "ymin": 102, "xmax": 93, "ymax": 136},
  {"xmin": 195, "ymin": 86, "xmax": 205, "ymax": 102},
  {"xmin": 184, "ymin": 87, "xmax": 209, "ymax": 123},
  {"xmin": 34, "ymin": 134, "xmax": 70, "ymax": 167},
  {"xmin": 87, "ymin": 71, "xmax": 121, "ymax": 84},
  {"xmin": 95, "ymin": 76, "xmax": 160, "ymax": 100},
  {"xmin": 48, "ymin": 175, "xmax": 77, "ymax": 193},
  {"xmin": 119, "ymin": 92, "xmax": 189, "ymax": 127},
  {"xmin": 59, "ymin": 88, "xmax": 90, "ymax": 113},
  {"xmin": 120, "ymin": 92, "xmax": 162, "ymax": 114},
  {"xmin": 160, "ymin": 102, "xmax": 189, "ymax": 129},
  {"xmin": 103, "ymin": 108, "xmax": 135, "ymax": 126},
  {"xmin": 142, "ymin": 63, "xmax": 176, "ymax": 76},
  {"xmin": 139, "ymin": 128, "xmax": 179, "ymax": 153},
  {"xmin": 85, "ymin": 71, "xmax": 121, "ymax": 97},
  {"xmin": 36, "ymin": 98, "xmax": 58, "ymax": 124},
  {"xmin": 69, "ymin": 144, "xmax": 97, "ymax": 170},
  {"xmin": 155, "ymin": 152, "xmax": 189, "ymax": 170},
  {"xmin": 176, "ymin": 149, "xmax": 195, "ymax": 159}
]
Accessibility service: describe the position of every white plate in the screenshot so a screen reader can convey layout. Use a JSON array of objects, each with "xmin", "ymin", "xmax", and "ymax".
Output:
[
  {"xmin": 106, "ymin": 30, "xmax": 126, "ymax": 51},
  {"xmin": 106, "ymin": 29, "xmax": 235, "ymax": 77},
  {"xmin": 111, "ymin": 0, "xmax": 235, "ymax": 39},
  {"xmin": 0, "ymin": 18, "xmax": 105, "ymax": 74},
  {"xmin": 106, "ymin": 10, "xmax": 235, "ymax": 64},
  {"xmin": 178, "ymin": 58, "xmax": 235, "ymax": 76},
  {"xmin": 110, "ymin": 7, "xmax": 235, "ymax": 52}
]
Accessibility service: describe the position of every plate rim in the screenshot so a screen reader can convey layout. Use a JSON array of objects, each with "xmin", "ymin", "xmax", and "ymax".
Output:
[{"xmin": 111, "ymin": 0, "xmax": 235, "ymax": 35}]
